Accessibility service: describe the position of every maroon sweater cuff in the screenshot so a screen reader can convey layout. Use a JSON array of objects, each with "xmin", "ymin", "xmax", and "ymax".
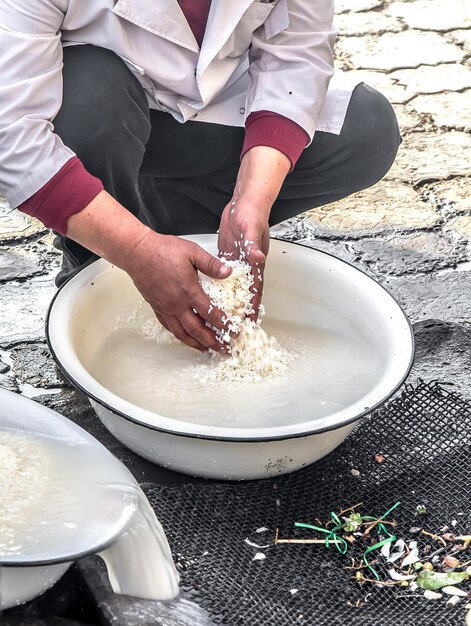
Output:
[
  {"xmin": 19, "ymin": 157, "xmax": 104, "ymax": 235},
  {"xmin": 241, "ymin": 111, "xmax": 310, "ymax": 171}
]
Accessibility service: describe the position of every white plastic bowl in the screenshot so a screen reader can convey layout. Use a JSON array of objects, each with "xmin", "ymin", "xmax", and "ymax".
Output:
[{"xmin": 47, "ymin": 236, "xmax": 414, "ymax": 480}]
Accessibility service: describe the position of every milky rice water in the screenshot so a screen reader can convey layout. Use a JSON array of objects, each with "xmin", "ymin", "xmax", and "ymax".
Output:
[{"xmin": 88, "ymin": 259, "xmax": 380, "ymax": 428}]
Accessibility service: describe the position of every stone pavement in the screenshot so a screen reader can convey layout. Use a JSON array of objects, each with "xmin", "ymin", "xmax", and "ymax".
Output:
[{"xmin": 0, "ymin": 1, "xmax": 470, "ymax": 623}]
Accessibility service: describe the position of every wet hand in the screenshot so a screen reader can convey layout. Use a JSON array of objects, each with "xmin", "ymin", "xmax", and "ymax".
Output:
[
  {"xmin": 124, "ymin": 231, "xmax": 232, "ymax": 351},
  {"xmin": 218, "ymin": 196, "xmax": 270, "ymax": 321}
]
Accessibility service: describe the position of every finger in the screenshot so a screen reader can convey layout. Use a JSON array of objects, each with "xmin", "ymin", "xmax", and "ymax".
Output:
[
  {"xmin": 193, "ymin": 293, "xmax": 229, "ymax": 332},
  {"xmin": 248, "ymin": 267, "xmax": 264, "ymax": 322},
  {"xmin": 242, "ymin": 230, "xmax": 268, "ymax": 266},
  {"xmin": 155, "ymin": 312, "xmax": 170, "ymax": 332},
  {"xmin": 166, "ymin": 316, "xmax": 207, "ymax": 352},
  {"xmin": 181, "ymin": 310, "xmax": 227, "ymax": 352},
  {"xmin": 246, "ymin": 245, "xmax": 266, "ymax": 266},
  {"xmin": 191, "ymin": 244, "xmax": 232, "ymax": 280}
]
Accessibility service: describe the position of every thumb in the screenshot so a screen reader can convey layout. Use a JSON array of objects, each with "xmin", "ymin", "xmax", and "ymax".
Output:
[
  {"xmin": 193, "ymin": 245, "xmax": 232, "ymax": 279},
  {"xmin": 246, "ymin": 240, "xmax": 266, "ymax": 266},
  {"xmin": 244, "ymin": 232, "xmax": 267, "ymax": 266}
]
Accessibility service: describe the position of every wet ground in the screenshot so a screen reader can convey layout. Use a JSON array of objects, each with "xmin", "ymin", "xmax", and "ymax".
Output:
[{"xmin": 0, "ymin": 0, "xmax": 470, "ymax": 623}]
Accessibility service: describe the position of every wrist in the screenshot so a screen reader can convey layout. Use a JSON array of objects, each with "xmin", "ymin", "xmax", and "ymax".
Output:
[
  {"xmin": 120, "ymin": 225, "xmax": 160, "ymax": 275},
  {"xmin": 232, "ymin": 190, "xmax": 272, "ymax": 220},
  {"xmin": 235, "ymin": 146, "xmax": 290, "ymax": 212},
  {"xmin": 66, "ymin": 190, "xmax": 158, "ymax": 272}
]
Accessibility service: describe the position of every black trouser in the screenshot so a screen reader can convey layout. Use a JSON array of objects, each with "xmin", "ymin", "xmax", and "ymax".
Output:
[{"xmin": 53, "ymin": 45, "xmax": 401, "ymax": 286}]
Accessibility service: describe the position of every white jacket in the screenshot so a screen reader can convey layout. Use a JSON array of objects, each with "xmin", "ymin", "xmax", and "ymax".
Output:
[{"xmin": 0, "ymin": 0, "xmax": 354, "ymax": 207}]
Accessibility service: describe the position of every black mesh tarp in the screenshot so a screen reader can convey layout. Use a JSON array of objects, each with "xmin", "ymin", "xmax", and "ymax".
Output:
[{"xmin": 145, "ymin": 381, "xmax": 471, "ymax": 626}]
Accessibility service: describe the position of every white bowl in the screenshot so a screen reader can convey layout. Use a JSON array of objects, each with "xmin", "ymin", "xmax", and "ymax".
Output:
[
  {"xmin": 0, "ymin": 389, "xmax": 138, "ymax": 609},
  {"xmin": 47, "ymin": 235, "xmax": 414, "ymax": 480}
]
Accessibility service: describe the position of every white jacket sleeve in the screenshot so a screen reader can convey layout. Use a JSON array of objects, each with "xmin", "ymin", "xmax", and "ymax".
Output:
[
  {"xmin": 0, "ymin": 0, "xmax": 74, "ymax": 207},
  {"xmin": 246, "ymin": 0, "xmax": 336, "ymax": 140}
]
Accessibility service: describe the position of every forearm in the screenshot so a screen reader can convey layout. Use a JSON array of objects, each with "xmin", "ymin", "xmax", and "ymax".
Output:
[
  {"xmin": 234, "ymin": 146, "xmax": 291, "ymax": 216},
  {"xmin": 66, "ymin": 189, "xmax": 153, "ymax": 272}
]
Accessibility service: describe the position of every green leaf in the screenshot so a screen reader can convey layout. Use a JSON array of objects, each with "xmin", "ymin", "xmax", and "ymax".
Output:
[
  {"xmin": 416, "ymin": 570, "xmax": 469, "ymax": 591},
  {"xmin": 344, "ymin": 513, "xmax": 363, "ymax": 532}
]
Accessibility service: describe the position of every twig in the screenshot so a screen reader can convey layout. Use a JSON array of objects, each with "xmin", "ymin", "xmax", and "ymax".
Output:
[
  {"xmin": 354, "ymin": 574, "xmax": 398, "ymax": 586},
  {"xmin": 421, "ymin": 530, "xmax": 447, "ymax": 547},
  {"xmin": 362, "ymin": 518, "xmax": 385, "ymax": 537},
  {"xmin": 345, "ymin": 559, "xmax": 378, "ymax": 571},
  {"xmin": 362, "ymin": 502, "xmax": 401, "ymax": 537},
  {"xmin": 338, "ymin": 502, "xmax": 364, "ymax": 517}
]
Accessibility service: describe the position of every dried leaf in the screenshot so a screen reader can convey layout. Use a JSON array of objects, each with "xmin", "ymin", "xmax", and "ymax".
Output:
[{"xmin": 443, "ymin": 555, "xmax": 460, "ymax": 569}]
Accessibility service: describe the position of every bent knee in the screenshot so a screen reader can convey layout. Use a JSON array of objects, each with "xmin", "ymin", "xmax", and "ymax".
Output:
[
  {"xmin": 347, "ymin": 83, "xmax": 402, "ymax": 189},
  {"xmin": 54, "ymin": 46, "xmax": 150, "ymax": 157}
]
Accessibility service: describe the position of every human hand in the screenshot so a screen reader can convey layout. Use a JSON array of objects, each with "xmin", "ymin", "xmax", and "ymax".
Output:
[
  {"xmin": 217, "ymin": 146, "xmax": 290, "ymax": 319},
  {"xmin": 124, "ymin": 231, "xmax": 232, "ymax": 351},
  {"xmin": 218, "ymin": 196, "xmax": 270, "ymax": 320}
]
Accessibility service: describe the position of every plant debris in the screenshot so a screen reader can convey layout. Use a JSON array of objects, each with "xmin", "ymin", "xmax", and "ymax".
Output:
[
  {"xmin": 417, "ymin": 570, "xmax": 469, "ymax": 591},
  {"xmin": 275, "ymin": 502, "xmax": 471, "ymax": 613}
]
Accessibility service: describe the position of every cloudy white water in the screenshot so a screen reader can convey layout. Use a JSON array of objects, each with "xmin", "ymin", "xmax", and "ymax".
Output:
[
  {"xmin": 88, "ymin": 316, "xmax": 380, "ymax": 427},
  {"xmin": 100, "ymin": 492, "xmax": 212, "ymax": 625},
  {"xmin": 118, "ymin": 597, "xmax": 213, "ymax": 626}
]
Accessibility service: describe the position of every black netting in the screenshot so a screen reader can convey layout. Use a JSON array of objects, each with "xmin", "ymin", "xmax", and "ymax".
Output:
[{"xmin": 144, "ymin": 381, "xmax": 471, "ymax": 626}]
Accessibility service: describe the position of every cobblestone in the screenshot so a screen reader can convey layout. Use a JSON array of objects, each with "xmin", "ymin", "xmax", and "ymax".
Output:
[
  {"xmin": 351, "ymin": 231, "xmax": 468, "ymax": 275},
  {"xmin": 385, "ymin": 272, "xmax": 471, "ymax": 324},
  {"xmin": 386, "ymin": 132, "xmax": 471, "ymax": 184},
  {"xmin": 334, "ymin": 12, "xmax": 402, "ymax": 36},
  {"xmin": 0, "ymin": 274, "xmax": 57, "ymax": 348},
  {"xmin": 388, "ymin": 0, "xmax": 471, "ymax": 32},
  {"xmin": 409, "ymin": 91, "xmax": 471, "ymax": 131},
  {"xmin": 342, "ymin": 69, "xmax": 413, "ymax": 103},
  {"xmin": 423, "ymin": 179, "xmax": 471, "ymax": 214},
  {"xmin": 0, "ymin": 245, "xmax": 45, "ymax": 282},
  {"xmin": 0, "ymin": 201, "xmax": 46, "ymax": 242},
  {"xmin": 410, "ymin": 320, "xmax": 471, "ymax": 400},
  {"xmin": 336, "ymin": 31, "xmax": 464, "ymax": 71},
  {"xmin": 306, "ymin": 181, "xmax": 440, "ymax": 238},
  {"xmin": 448, "ymin": 215, "xmax": 471, "ymax": 240},
  {"xmin": 390, "ymin": 64, "xmax": 471, "ymax": 95},
  {"xmin": 448, "ymin": 29, "xmax": 471, "ymax": 54},
  {"xmin": 393, "ymin": 105, "xmax": 428, "ymax": 133},
  {"xmin": 335, "ymin": 0, "xmax": 382, "ymax": 14},
  {"xmin": 10, "ymin": 343, "xmax": 69, "ymax": 389}
]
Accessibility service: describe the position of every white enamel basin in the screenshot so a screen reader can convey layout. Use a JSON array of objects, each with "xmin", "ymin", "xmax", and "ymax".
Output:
[
  {"xmin": 47, "ymin": 235, "xmax": 414, "ymax": 480},
  {"xmin": 0, "ymin": 389, "xmax": 138, "ymax": 609}
]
